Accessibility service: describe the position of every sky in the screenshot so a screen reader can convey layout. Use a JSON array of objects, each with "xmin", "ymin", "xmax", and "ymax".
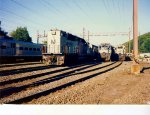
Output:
[{"xmin": 0, "ymin": 0, "xmax": 150, "ymax": 46}]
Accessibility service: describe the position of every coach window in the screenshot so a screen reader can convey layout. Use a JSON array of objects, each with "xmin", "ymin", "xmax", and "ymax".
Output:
[
  {"xmin": 29, "ymin": 48, "xmax": 32, "ymax": 51},
  {"xmin": 25, "ymin": 47, "xmax": 28, "ymax": 50},
  {"xmin": 37, "ymin": 48, "xmax": 40, "ymax": 51},
  {"xmin": 33, "ymin": 48, "xmax": 36, "ymax": 51},
  {"xmin": 1, "ymin": 45, "xmax": 6, "ymax": 49},
  {"xmin": 19, "ymin": 47, "xmax": 23, "ymax": 50}
]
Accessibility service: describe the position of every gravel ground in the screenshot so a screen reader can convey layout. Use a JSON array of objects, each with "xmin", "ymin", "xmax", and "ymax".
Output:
[
  {"xmin": 27, "ymin": 62, "xmax": 150, "ymax": 104},
  {"xmin": 0, "ymin": 61, "xmax": 103, "ymax": 103},
  {"xmin": 0, "ymin": 61, "xmax": 150, "ymax": 104}
]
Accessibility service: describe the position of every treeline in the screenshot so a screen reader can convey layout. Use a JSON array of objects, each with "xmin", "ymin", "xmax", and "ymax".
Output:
[
  {"xmin": 10, "ymin": 27, "xmax": 32, "ymax": 42},
  {"xmin": 123, "ymin": 32, "xmax": 150, "ymax": 53}
]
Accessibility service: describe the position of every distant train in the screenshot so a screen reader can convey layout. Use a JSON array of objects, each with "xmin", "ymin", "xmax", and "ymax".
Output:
[
  {"xmin": 1, "ymin": 28, "xmax": 128, "ymax": 64},
  {"xmin": 98, "ymin": 43, "xmax": 116, "ymax": 61},
  {"xmin": 115, "ymin": 45, "xmax": 126, "ymax": 61},
  {"xmin": 0, "ymin": 30, "xmax": 42, "ymax": 63},
  {"xmin": 42, "ymin": 29, "xmax": 99, "ymax": 65}
]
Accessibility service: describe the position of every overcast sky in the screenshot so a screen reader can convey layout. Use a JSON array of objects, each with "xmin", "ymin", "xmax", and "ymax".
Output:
[{"xmin": 0, "ymin": 0, "xmax": 150, "ymax": 46}]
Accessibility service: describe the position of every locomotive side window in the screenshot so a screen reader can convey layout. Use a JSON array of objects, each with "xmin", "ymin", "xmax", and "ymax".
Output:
[
  {"xmin": 1, "ymin": 45, "xmax": 6, "ymax": 49},
  {"xmin": 51, "ymin": 31, "xmax": 56, "ymax": 35},
  {"xmin": 19, "ymin": 47, "xmax": 23, "ymax": 50}
]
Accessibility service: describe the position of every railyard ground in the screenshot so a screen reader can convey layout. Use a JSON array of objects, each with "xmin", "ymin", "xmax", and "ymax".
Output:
[{"xmin": 0, "ymin": 61, "xmax": 150, "ymax": 104}]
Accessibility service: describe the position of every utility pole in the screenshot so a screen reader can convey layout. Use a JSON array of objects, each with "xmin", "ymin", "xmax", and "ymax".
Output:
[
  {"xmin": 37, "ymin": 30, "xmax": 39, "ymax": 44},
  {"xmin": 133, "ymin": 0, "xmax": 138, "ymax": 59},
  {"xmin": 87, "ymin": 31, "xmax": 89, "ymax": 43},
  {"xmin": 43, "ymin": 30, "xmax": 47, "ymax": 37},
  {"xmin": 128, "ymin": 28, "xmax": 131, "ymax": 53},
  {"xmin": 131, "ymin": 0, "xmax": 140, "ymax": 74},
  {"xmin": 37, "ymin": 30, "xmax": 47, "ymax": 44},
  {"xmin": 83, "ymin": 27, "xmax": 85, "ymax": 39}
]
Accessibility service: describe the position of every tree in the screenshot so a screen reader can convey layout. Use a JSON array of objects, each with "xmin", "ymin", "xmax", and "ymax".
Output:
[
  {"xmin": 142, "ymin": 38, "xmax": 150, "ymax": 53},
  {"xmin": 10, "ymin": 27, "xmax": 32, "ymax": 42},
  {"xmin": 123, "ymin": 32, "xmax": 150, "ymax": 53}
]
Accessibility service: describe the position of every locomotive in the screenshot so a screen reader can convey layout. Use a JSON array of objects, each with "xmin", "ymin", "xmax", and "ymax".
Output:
[
  {"xmin": 42, "ymin": 29, "xmax": 99, "ymax": 65},
  {"xmin": 0, "ymin": 29, "xmax": 42, "ymax": 63},
  {"xmin": 98, "ymin": 43, "xmax": 116, "ymax": 61},
  {"xmin": 115, "ymin": 45, "xmax": 126, "ymax": 61}
]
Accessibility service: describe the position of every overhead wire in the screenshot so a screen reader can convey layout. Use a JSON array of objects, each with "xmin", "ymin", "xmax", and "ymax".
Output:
[
  {"xmin": 40, "ymin": 0, "xmax": 71, "ymax": 29},
  {"xmin": 122, "ymin": 0, "xmax": 126, "ymax": 24},
  {"xmin": 1, "ymin": 14, "xmax": 22, "ymax": 26},
  {"xmin": 0, "ymin": 9, "xmax": 43, "ymax": 29},
  {"xmin": 72, "ymin": 0, "xmax": 89, "ymax": 17},
  {"xmin": 10, "ymin": 0, "xmax": 36, "ymax": 14},
  {"xmin": 9, "ymin": 0, "xmax": 50, "ymax": 27},
  {"xmin": 102, "ymin": 0, "xmax": 111, "ymax": 17},
  {"xmin": 117, "ymin": 0, "xmax": 122, "ymax": 22},
  {"xmin": 42, "ymin": 0, "xmax": 63, "ymax": 14},
  {"xmin": 111, "ymin": 0, "xmax": 116, "ymax": 15},
  {"xmin": 72, "ymin": 0, "xmax": 99, "ymax": 30},
  {"xmin": 39, "ymin": 0, "xmax": 60, "ymax": 15}
]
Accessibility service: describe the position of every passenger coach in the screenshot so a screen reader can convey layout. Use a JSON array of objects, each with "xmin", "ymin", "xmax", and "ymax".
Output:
[{"xmin": 0, "ymin": 36, "xmax": 42, "ymax": 63}]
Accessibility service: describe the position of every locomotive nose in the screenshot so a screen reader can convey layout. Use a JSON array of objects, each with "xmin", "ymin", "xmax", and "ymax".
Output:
[{"xmin": 102, "ymin": 52, "xmax": 106, "ymax": 55}]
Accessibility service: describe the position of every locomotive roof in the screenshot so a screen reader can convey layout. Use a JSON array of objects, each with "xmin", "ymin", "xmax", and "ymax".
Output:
[
  {"xmin": 99, "ymin": 43, "xmax": 111, "ymax": 47},
  {"xmin": 51, "ymin": 29, "xmax": 86, "ymax": 43},
  {"xmin": 0, "ymin": 29, "xmax": 8, "ymax": 36},
  {"xmin": 67, "ymin": 33, "xmax": 86, "ymax": 43}
]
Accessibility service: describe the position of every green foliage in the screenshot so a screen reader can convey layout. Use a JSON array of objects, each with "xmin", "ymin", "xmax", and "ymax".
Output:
[
  {"xmin": 10, "ymin": 27, "xmax": 32, "ymax": 42},
  {"xmin": 123, "ymin": 32, "xmax": 150, "ymax": 53},
  {"xmin": 42, "ymin": 40, "xmax": 47, "ymax": 44}
]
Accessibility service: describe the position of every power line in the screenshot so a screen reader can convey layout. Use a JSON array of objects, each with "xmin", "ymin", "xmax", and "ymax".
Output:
[
  {"xmin": 42, "ymin": 0, "xmax": 63, "ymax": 14},
  {"xmin": 39, "ymin": 0, "xmax": 59, "ymax": 15},
  {"xmin": 61, "ymin": 0, "xmax": 72, "ymax": 9},
  {"xmin": 72, "ymin": 0, "xmax": 89, "ymax": 17},
  {"xmin": 0, "ymin": 9, "xmax": 43, "ymax": 28},
  {"xmin": 111, "ymin": 0, "xmax": 116, "ymax": 15},
  {"xmin": 117, "ymin": 0, "xmax": 122, "ymax": 23},
  {"xmin": 102, "ymin": 0, "xmax": 110, "ymax": 16},
  {"xmin": 40, "ymin": 0, "xmax": 69, "ymax": 23},
  {"xmin": 72, "ymin": 0, "xmax": 98, "ymax": 29},
  {"xmin": 11, "ymin": 0, "xmax": 51, "ymax": 23},
  {"xmin": 10, "ymin": 0, "xmax": 35, "ymax": 13},
  {"xmin": 122, "ymin": 0, "xmax": 126, "ymax": 24},
  {"xmin": 105, "ymin": 0, "xmax": 112, "ymax": 15}
]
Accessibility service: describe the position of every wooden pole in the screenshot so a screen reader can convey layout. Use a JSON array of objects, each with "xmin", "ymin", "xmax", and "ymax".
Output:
[
  {"xmin": 133, "ymin": 0, "xmax": 138, "ymax": 58},
  {"xmin": 131, "ymin": 0, "xmax": 140, "ymax": 74}
]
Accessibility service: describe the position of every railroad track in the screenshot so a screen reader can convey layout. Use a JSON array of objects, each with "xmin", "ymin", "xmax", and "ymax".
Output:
[
  {"xmin": 0, "ymin": 61, "xmax": 122, "ymax": 104},
  {"xmin": 0, "ymin": 62, "xmax": 100, "ymax": 96},
  {"xmin": 0, "ymin": 61, "xmax": 99, "ymax": 85},
  {"xmin": 0, "ymin": 62, "xmax": 42, "ymax": 68}
]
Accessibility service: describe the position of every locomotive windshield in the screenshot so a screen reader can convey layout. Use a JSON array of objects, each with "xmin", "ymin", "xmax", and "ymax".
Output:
[
  {"xmin": 118, "ymin": 46, "xmax": 123, "ymax": 49},
  {"xmin": 100, "ymin": 45, "xmax": 110, "ymax": 50}
]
